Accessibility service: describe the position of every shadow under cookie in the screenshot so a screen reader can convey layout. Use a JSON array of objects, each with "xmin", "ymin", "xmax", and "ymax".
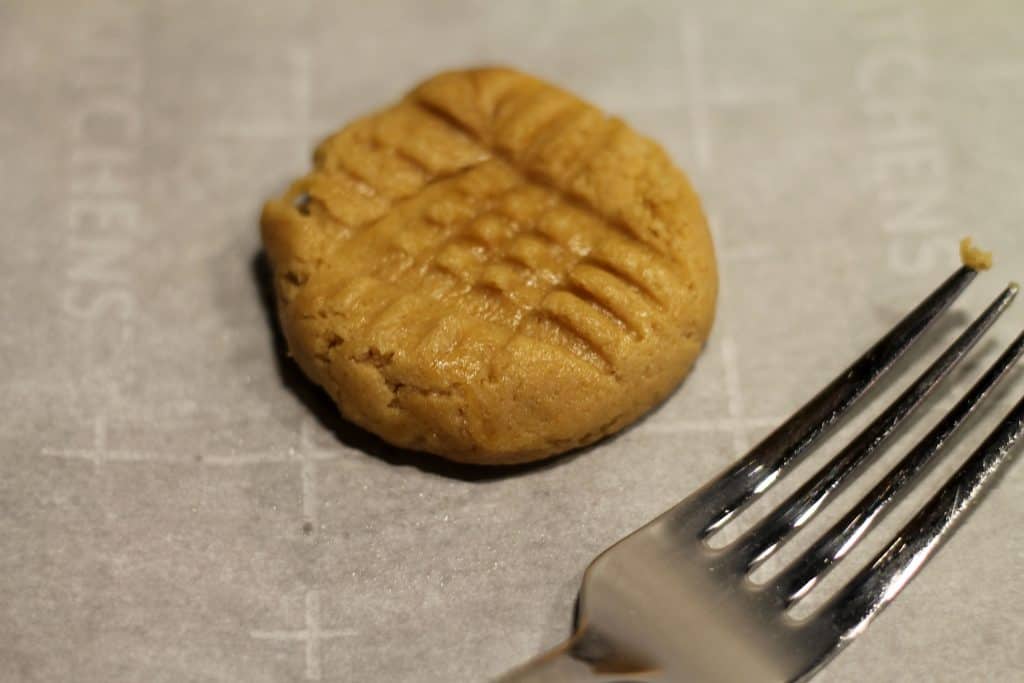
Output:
[{"xmin": 251, "ymin": 249, "xmax": 614, "ymax": 482}]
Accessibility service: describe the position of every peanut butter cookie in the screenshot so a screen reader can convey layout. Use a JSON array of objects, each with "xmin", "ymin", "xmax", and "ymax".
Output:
[{"xmin": 261, "ymin": 67, "xmax": 717, "ymax": 464}]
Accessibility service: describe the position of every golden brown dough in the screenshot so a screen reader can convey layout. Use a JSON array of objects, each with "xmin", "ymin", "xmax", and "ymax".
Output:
[
  {"xmin": 260, "ymin": 67, "xmax": 717, "ymax": 464},
  {"xmin": 960, "ymin": 237, "xmax": 992, "ymax": 271}
]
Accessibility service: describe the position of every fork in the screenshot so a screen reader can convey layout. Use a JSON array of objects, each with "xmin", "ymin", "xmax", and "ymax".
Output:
[{"xmin": 498, "ymin": 266, "xmax": 1024, "ymax": 682}]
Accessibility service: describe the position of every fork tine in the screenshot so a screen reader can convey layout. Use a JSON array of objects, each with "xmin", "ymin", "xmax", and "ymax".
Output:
[
  {"xmin": 816, "ymin": 391, "xmax": 1024, "ymax": 639},
  {"xmin": 774, "ymin": 329, "xmax": 1024, "ymax": 605},
  {"xmin": 725, "ymin": 284, "xmax": 1018, "ymax": 571},
  {"xmin": 683, "ymin": 266, "xmax": 977, "ymax": 536}
]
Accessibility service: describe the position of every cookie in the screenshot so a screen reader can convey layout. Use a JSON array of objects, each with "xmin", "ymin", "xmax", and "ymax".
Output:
[{"xmin": 260, "ymin": 67, "xmax": 717, "ymax": 464}]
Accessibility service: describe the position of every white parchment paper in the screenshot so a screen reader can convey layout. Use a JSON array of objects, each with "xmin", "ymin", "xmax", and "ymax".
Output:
[{"xmin": 1, "ymin": 1, "xmax": 1021, "ymax": 681}]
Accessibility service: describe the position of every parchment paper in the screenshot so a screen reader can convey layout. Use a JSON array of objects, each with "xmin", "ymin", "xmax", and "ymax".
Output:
[{"xmin": 2, "ymin": 1, "xmax": 1022, "ymax": 681}]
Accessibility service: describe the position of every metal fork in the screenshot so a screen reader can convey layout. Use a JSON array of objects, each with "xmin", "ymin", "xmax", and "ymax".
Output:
[{"xmin": 499, "ymin": 266, "xmax": 1024, "ymax": 682}]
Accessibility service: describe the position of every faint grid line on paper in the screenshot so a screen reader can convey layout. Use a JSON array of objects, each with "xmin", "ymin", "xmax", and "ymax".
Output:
[
  {"xmin": 683, "ymin": 21, "xmax": 712, "ymax": 172},
  {"xmin": 38, "ymin": 446, "xmax": 345, "ymax": 466},
  {"xmin": 250, "ymin": 589, "xmax": 356, "ymax": 681},
  {"xmin": 683, "ymin": 18, "xmax": 750, "ymax": 456},
  {"xmin": 299, "ymin": 418, "xmax": 321, "ymax": 539}
]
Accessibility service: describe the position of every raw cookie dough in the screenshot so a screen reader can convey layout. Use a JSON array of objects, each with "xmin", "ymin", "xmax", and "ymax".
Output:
[
  {"xmin": 261, "ymin": 67, "xmax": 718, "ymax": 464},
  {"xmin": 960, "ymin": 237, "xmax": 992, "ymax": 271}
]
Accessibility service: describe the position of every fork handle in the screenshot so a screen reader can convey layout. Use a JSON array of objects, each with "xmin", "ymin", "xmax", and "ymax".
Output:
[
  {"xmin": 495, "ymin": 643, "xmax": 597, "ymax": 683},
  {"xmin": 496, "ymin": 635, "xmax": 654, "ymax": 683}
]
